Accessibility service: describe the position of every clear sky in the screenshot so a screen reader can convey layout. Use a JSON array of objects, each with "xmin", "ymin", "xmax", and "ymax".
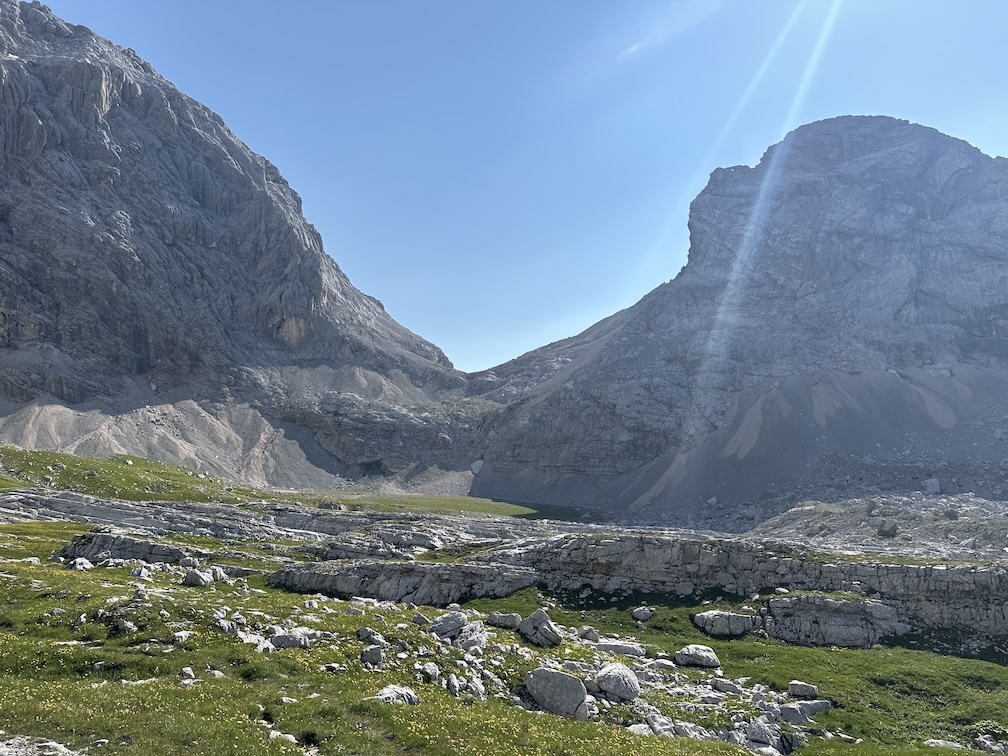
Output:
[{"xmin": 41, "ymin": 0, "xmax": 1008, "ymax": 372}]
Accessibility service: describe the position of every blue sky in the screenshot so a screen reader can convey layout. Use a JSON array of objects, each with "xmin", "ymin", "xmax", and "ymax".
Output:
[{"xmin": 42, "ymin": 1, "xmax": 1008, "ymax": 372}]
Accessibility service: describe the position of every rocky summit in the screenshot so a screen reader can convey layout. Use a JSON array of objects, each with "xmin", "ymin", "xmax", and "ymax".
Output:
[
  {"xmin": 3, "ymin": 0, "xmax": 1008, "ymax": 526},
  {"xmin": 469, "ymin": 116, "xmax": 1008, "ymax": 525}
]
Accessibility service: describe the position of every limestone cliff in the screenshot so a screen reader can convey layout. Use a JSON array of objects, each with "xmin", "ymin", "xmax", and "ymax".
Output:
[
  {"xmin": 471, "ymin": 116, "xmax": 1008, "ymax": 523},
  {"xmin": 0, "ymin": 0, "xmax": 473, "ymax": 486}
]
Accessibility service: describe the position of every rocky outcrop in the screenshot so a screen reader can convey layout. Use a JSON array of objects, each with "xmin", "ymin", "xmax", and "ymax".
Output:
[
  {"xmin": 19, "ymin": 484, "xmax": 1008, "ymax": 655},
  {"xmin": 692, "ymin": 609, "xmax": 761, "ymax": 638},
  {"xmin": 492, "ymin": 532, "xmax": 1008, "ymax": 650},
  {"xmin": 764, "ymin": 595, "xmax": 909, "ymax": 648},
  {"xmin": 58, "ymin": 529, "xmax": 191, "ymax": 564},
  {"xmin": 267, "ymin": 558, "xmax": 538, "ymax": 606}
]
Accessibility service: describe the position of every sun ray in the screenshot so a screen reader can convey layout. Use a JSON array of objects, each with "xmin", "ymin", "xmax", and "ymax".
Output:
[
  {"xmin": 695, "ymin": 0, "xmax": 844, "ymax": 413},
  {"xmin": 636, "ymin": 1, "xmax": 808, "ymax": 294}
]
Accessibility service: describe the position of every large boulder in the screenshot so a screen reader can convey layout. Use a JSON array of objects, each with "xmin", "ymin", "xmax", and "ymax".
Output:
[
  {"xmin": 487, "ymin": 611, "xmax": 522, "ymax": 630},
  {"xmin": 181, "ymin": 569, "xmax": 214, "ymax": 587},
  {"xmin": 518, "ymin": 608, "xmax": 564, "ymax": 648},
  {"xmin": 594, "ymin": 663, "xmax": 640, "ymax": 702},
  {"xmin": 674, "ymin": 644, "xmax": 721, "ymax": 668},
  {"xmin": 631, "ymin": 606, "xmax": 655, "ymax": 622},
  {"xmin": 271, "ymin": 627, "xmax": 316, "ymax": 649},
  {"xmin": 693, "ymin": 610, "xmax": 760, "ymax": 637},
  {"xmin": 788, "ymin": 680, "xmax": 819, "ymax": 699},
  {"xmin": 524, "ymin": 667, "xmax": 589, "ymax": 720},
  {"xmin": 429, "ymin": 611, "xmax": 468, "ymax": 639}
]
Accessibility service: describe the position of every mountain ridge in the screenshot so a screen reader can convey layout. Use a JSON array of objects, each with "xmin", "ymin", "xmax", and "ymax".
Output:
[{"xmin": 4, "ymin": 1, "xmax": 1008, "ymax": 525}]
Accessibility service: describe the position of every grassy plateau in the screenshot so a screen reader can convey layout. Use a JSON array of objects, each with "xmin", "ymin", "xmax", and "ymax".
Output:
[{"xmin": 0, "ymin": 446, "xmax": 1004, "ymax": 755}]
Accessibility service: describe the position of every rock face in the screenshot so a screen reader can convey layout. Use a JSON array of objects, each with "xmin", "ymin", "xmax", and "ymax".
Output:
[
  {"xmin": 267, "ymin": 558, "xmax": 538, "ymax": 606},
  {"xmin": 5, "ymin": 0, "xmax": 1008, "ymax": 525},
  {"xmin": 468, "ymin": 116, "xmax": 1008, "ymax": 524},
  {"xmin": 0, "ymin": 0, "xmax": 472, "ymax": 488}
]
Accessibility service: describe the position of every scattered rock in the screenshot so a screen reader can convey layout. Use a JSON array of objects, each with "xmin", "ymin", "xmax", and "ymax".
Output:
[
  {"xmin": 429, "ymin": 611, "xmax": 467, "ymax": 639},
  {"xmin": 674, "ymin": 644, "xmax": 720, "ymax": 668},
  {"xmin": 524, "ymin": 667, "xmax": 589, "ymax": 720},
  {"xmin": 360, "ymin": 645, "xmax": 384, "ymax": 667},
  {"xmin": 788, "ymin": 680, "xmax": 819, "ymax": 699},
  {"xmin": 877, "ymin": 519, "xmax": 898, "ymax": 538},
  {"xmin": 487, "ymin": 611, "xmax": 521, "ymax": 630},
  {"xmin": 518, "ymin": 609, "xmax": 564, "ymax": 648},
  {"xmin": 594, "ymin": 663, "xmax": 640, "ymax": 702},
  {"xmin": 181, "ymin": 569, "xmax": 214, "ymax": 588},
  {"xmin": 371, "ymin": 685, "xmax": 420, "ymax": 705},
  {"xmin": 271, "ymin": 627, "xmax": 316, "ymax": 649},
  {"xmin": 455, "ymin": 620, "xmax": 488, "ymax": 653},
  {"xmin": 631, "ymin": 606, "xmax": 655, "ymax": 622},
  {"xmin": 923, "ymin": 739, "xmax": 968, "ymax": 750}
]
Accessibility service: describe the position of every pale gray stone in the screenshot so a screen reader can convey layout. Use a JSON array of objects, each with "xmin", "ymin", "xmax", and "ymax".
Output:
[
  {"xmin": 455, "ymin": 620, "xmax": 488, "ymax": 653},
  {"xmin": 594, "ymin": 663, "xmax": 640, "ymax": 702},
  {"xmin": 674, "ymin": 644, "xmax": 720, "ymax": 668},
  {"xmin": 523, "ymin": 667, "xmax": 589, "ymax": 720},
  {"xmin": 631, "ymin": 606, "xmax": 655, "ymax": 622},
  {"xmin": 593, "ymin": 640, "xmax": 647, "ymax": 657},
  {"xmin": 693, "ymin": 609, "xmax": 759, "ymax": 637},
  {"xmin": 372, "ymin": 685, "xmax": 420, "ymax": 705},
  {"xmin": 923, "ymin": 740, "xmax": 968, "ymax": 750},
  {"xmin": 429, "ymin": 611, "xmax": 467, "ymax": 639},
  {"xmin": 182, "ymin": 569, "xmax": 214, "ymax": 588},
  {"xmin": 487, "ymin": 611, "xmax": 522, "ymax": 630},
  {"xmin": 518, "ymin": 609, "xmax": 564, "ymax": 648},
  {"xmin": 788, "ymin": 680, "xmax": 819, "ymax": 699}
]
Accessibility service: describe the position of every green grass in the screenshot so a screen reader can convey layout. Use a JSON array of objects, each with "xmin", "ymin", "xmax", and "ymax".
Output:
[
  {"xmin": 464, "ymin": 588, "xmax": 1008, "ymax": 751},
  {"xmin": 1, "ymin": 445, "xmax": 1006, "ymax": 754},
  {"xmin": 328, "ymin": 491, "xmax": 538, "ymax": 517},
  {"xmin": 0, "ymin": 444, "xmax": 548, "ymax": 519},
  {"xmin": 0, "ymin": 522, "xmax": 743, "ymax": 756}
]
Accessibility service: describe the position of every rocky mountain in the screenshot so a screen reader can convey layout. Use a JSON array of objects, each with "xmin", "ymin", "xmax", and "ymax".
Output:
[
  {"xmin": 4, "ymin": 0, "xmax": 1008, "ymax": 526},
  {"xmin": 0, "ymin": 0, "xmax": 478, "ymax": 489},
  {"xmin": 469, "ymin": 116, "xmax": 1008, "ymax": 525}
]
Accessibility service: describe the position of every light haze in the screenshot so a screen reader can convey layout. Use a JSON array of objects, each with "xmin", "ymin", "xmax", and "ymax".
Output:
[{"xmin": 41, "ymin": 0, "xmax": 1008, "ymax": 372}]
